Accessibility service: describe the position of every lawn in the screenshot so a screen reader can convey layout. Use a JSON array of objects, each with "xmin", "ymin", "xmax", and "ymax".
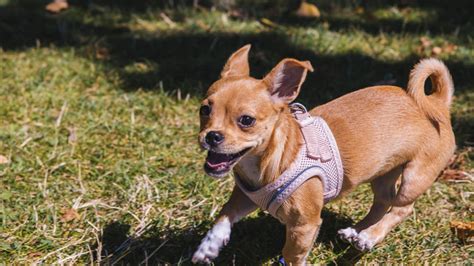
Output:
[{"xmin": 0, "ymin": 0, "xmax": 472, "ymax": 264}]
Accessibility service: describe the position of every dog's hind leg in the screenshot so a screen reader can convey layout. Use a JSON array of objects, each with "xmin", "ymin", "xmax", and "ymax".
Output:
[
  {"xmin": 351, "ymin": 154, "xmax": 448, "ymax": 251},
  {"xmin": 338, "ymin": 166, "xmax": 402, "ymax": 243},
  {"xmin": 353, "ymin": 203, "xmax": 414, "ymax": 251}
]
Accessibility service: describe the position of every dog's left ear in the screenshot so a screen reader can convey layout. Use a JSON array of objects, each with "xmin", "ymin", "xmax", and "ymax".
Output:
[
  {"xmin": 263, "ymin": 59, "xmax": 314, "ymax": 104},
  {"xmin": 221, "ymin": 44, "xmax": 251, "ymax": 78}
]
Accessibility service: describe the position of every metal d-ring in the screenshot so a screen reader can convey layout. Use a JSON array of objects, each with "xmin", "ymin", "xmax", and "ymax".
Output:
[{"xmin": 289, "ymin": 102, "xmax": 308, "ymax": 114}]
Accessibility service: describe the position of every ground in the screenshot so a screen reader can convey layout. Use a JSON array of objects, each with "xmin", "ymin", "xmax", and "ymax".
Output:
[{"xmin": 0, "ymin": 0, "xmax": 472, "ymax": 264}]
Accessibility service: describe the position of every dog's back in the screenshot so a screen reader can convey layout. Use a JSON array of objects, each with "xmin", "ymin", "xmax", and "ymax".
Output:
[{"xmin": 312, "ymin": 59, "xmax": 456, "ymax": 192}]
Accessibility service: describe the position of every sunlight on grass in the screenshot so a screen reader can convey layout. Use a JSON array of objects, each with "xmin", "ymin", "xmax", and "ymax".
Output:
[{"xmin": 372, "ymin": 6, "xmax": 437, "ymax": 23}]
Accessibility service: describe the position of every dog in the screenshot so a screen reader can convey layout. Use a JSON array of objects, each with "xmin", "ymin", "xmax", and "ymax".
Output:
[{"xmin": 192, "ymin": 44, "xmax": 456, "ymax": 264}]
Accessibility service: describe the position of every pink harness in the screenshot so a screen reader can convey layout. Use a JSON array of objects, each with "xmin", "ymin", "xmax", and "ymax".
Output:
[{"xmin": 234, "ymin": 103, "xmax": 344, "ymax": 218}]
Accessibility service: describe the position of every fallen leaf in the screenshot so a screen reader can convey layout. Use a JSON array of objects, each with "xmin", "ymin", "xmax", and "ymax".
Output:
[
  {"xmin": 45, "ymin": 0, "xmax": 68, "ymax": 13},
  {"xmin": 95, "ymin": 46, "xmax": 109, "ymax": 60},
  {"xmin": 438, "ymin": 169, "xmax": 469, "ymax": 181},
  {"xmin": 355, "ymin": 7, "xmax": 364, "ymax": 15},
  {"xmin": 61, "ymin": 208, "xmax": 80, "ymax": 222},
  {"xmin": 450, "ymin": 221, "xmax": 474, "ymax": 243},
  {"xmin": 296, "ymin": 1, "xmax": 320, "ymax": 18},
  {"xmin": 432, "ymin": 46, "xmax": 442, "ymax": 55},
  {"xmin": 443, "ymin": 43, "xmax": 458, "ymax": 54},
  {"xmin": 0, "ymin": 155, "xmax": 9, "ymax": 164},
  {"xmin": 28, "ymin": 252, "xmax": 42, "ymax": 258},
  {"xmin": 438, "ymin": 149, "xmax": 472, "ymax": 182}
]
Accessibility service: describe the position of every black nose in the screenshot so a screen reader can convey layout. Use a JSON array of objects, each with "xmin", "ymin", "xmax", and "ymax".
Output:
[{"xmin": 205, "ymin": 131, "xmax": 224, "ymax": 147}]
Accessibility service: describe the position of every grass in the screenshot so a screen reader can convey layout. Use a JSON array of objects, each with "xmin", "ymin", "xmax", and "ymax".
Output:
[{"xmin": 0, "ymin": 0, "xmax": 473, "ymax": 264}]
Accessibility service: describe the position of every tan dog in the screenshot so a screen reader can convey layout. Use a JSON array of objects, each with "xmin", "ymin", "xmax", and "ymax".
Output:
[{"xmin": 192, "ymin": 44, "xmax": 456, "ymax": 264}]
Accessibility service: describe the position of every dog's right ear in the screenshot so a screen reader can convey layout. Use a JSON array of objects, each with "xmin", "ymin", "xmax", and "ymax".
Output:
[
  {"xmin": 220, "ymin": 44, "xmax": 251, "ymax": 78},
  {"xmin": 263, "ymin": 58, "xmax": 314, "ymax": 104}
]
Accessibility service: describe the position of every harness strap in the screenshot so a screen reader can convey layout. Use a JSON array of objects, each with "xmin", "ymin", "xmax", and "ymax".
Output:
[
  {"xmin": 234, "ymin": 103, "xmax": 344, "ymax": 218},
  {"xmin": 290, "ymin": 103, "xmax": 332, "ymax": 162}
]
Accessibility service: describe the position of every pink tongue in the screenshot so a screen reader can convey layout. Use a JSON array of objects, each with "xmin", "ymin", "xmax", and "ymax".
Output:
[
  {"xmin": 206, "ymin": 161, "xmax": 227, "ymax": 168},
  {"xmin": 207, "ymin": 152, "xmax": 232, "ymax": 168}
]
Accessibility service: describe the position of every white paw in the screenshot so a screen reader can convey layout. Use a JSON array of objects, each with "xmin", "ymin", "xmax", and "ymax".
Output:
[
  {"xmin": 338, "ymin": 227, "xmax": 358, "ymax": 243},
  {"xmin": 353, "ymin": 231, "xmax": 376, "ymax": 252},
  {"xmin": 192, "ymin": 218, "xmax": 231, "ymax": 264}
]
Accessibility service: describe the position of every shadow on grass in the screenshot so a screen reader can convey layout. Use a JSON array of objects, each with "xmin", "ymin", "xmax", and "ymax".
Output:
[
  {"xmin": 94, "ymin": 209, "xmax": 362, "ymax": 265},
  {"xmin": 1, "ymin": 1, "xmax": 472, "ymax": 95},
  {"xmin": 80, "ymin": 0, "xmax": 474, "ymax": 40},
  {"xmin": 0, "ymin": 1, "xmax": 472, "ymax": 144},
  {"xmin": 274, "ymin": 0, "xmax": 473, "ymax": 40}
]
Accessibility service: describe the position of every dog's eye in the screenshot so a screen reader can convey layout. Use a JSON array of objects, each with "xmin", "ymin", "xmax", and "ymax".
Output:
[
  {"xmin": 200, "ymin": 105, "xmax": 211, "ymax": 116},
  {"xmin": 238, "ymin": 115, "xmax": 255, "ymax": 128}
]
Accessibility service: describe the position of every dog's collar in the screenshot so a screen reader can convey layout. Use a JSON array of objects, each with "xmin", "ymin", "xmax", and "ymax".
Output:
[{"xmin": 234, "ymin": 103, "xmax": 344, "ymax": 218}]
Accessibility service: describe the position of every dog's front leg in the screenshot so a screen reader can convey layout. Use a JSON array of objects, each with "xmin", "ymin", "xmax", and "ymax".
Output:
[
  {"xmin": 192, "ymin": 185, "xmax": 257, "ymax": 264},
  {"xmin": 280, "ymin": 179, "xmax": 324, "ymax": 265},
  {"xmin": 282, "ymin": 219, "xmax": 322, "ymax": 265}
]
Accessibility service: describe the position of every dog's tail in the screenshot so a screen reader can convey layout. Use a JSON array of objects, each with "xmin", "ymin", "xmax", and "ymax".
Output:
[{"xmin": 407, "ymin": 58, "xmax": 454, "ymax": 123}]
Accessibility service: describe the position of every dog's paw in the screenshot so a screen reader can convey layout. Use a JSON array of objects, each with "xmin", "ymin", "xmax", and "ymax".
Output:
[
  {"xmin": 352, "ymin": 231, "xmax": 377, "ymax": 252},
  {"xmin": 192, "ymin": 219, "xmax": 231, "ymax": 264},
  {"xmin": 337, "ymin": 227, "xmax": 358, "ymax": 243}
]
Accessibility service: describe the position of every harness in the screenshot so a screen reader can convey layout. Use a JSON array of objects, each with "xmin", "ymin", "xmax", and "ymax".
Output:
[{"xmin": 234, "ymin": 103, "xmax": 344, "ymax": 218}]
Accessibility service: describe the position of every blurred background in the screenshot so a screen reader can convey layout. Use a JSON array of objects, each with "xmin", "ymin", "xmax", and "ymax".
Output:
[{"xmin": 0, "ymin": 0, "xmax": 472, "ymax": 264}]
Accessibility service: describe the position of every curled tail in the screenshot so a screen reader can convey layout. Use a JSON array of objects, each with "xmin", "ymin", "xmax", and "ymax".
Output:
[{"xmin": 407, "ymin": 58, "xmax": 454, "ymax": 123}]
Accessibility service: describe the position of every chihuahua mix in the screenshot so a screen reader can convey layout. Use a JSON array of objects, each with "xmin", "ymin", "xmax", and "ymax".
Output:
[{"xmin": 192, "ymin": 45, "xmax": 455, "ymax": 264}]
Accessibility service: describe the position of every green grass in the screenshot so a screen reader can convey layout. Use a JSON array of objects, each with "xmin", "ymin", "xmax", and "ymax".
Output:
[{"xmin": 0, "ymin": 0, "xmax": 473, "ymax": 264}]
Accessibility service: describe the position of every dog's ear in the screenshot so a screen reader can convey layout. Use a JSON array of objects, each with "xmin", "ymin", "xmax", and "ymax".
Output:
[
  {"xmin": 263, "ymin": 59, "xmax": 314, "ymax": 104},
  {"xmin": 220, "ymin": 44, "xmax": 251, "ymax": 78}
]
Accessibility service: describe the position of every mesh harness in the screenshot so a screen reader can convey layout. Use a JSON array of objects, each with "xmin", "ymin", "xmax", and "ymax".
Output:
[{"xmin": 234, "ymin": 103, "xmax": 344, "ymax": 218}]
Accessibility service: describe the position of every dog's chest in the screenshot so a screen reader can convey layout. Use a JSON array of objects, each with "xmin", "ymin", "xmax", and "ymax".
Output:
[{"xmin": 235, "ymin": 155, "xmax": 261, "ymax": 186}]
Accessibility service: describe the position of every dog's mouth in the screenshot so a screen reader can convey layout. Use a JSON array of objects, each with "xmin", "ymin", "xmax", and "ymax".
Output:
[{"xmin": 204, "ymin": 148, "xmax": 251, "ymax": 178}]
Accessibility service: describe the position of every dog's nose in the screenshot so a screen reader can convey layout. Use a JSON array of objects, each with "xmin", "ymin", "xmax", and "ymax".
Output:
[{"xmin": 205, "ymin": 131, "xmax": 224, "ymax": 147}]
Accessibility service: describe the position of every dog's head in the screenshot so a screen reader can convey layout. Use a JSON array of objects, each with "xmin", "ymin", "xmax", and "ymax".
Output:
[{"xmin": 199, "ymin": 45, "xmax": 313, "ymax": 178}]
